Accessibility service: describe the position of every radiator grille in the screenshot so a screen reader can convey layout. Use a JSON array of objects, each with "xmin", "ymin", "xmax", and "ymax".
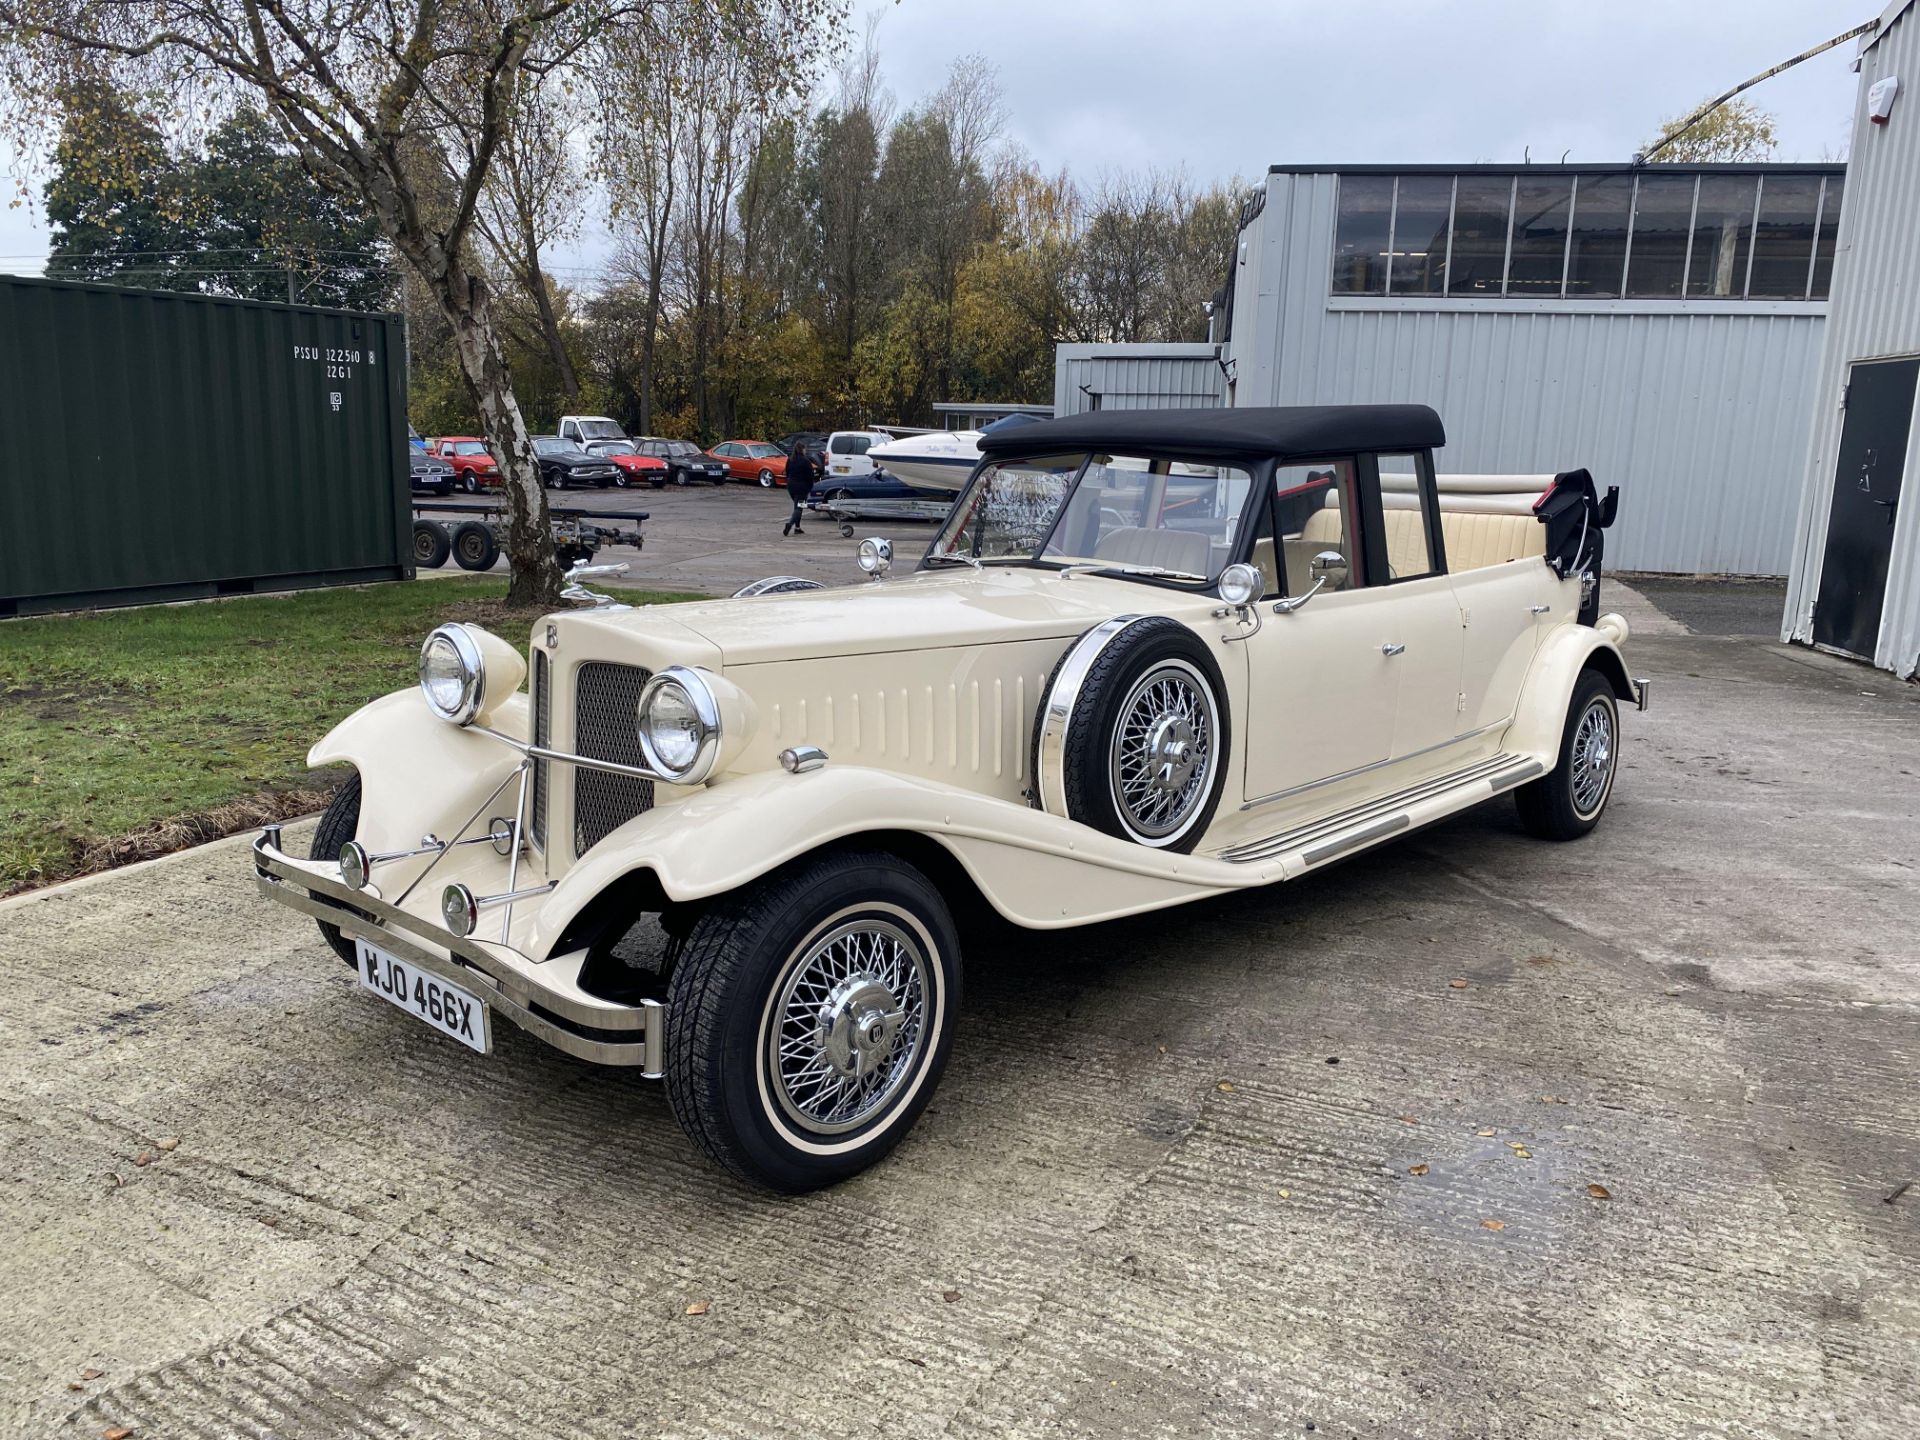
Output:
[
  {"xmin": 529, "ymin": 649, "xmax": 551, "ymax": 850},
  {"xmin": 573, "ymin": 661, "xmax": 654, "ymax": 856}
]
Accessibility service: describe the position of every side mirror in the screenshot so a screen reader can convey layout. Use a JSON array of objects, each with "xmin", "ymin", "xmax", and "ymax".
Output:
[{"xmin": 1310, "ymin": 549, "xmax": 1349, "ymax": 585}]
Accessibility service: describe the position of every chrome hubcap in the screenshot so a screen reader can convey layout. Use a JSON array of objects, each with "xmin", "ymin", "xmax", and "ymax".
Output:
[
  {"xmin": 1570, "ymin": 700, "xmax": 1615, "ymax": 816},
  {"xmin": 1111, "ymin": 663, "xmax": 1215, "ymax": 840},
  {"xmin": 767, "ymin": 919, "xmax": 929, "ymax": 1135}
]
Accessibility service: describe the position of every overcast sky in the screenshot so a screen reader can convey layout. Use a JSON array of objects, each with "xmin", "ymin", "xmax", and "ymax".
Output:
[{"xmin": 0, "ymin": 0, "xmax": 1871, "ymax": 277}]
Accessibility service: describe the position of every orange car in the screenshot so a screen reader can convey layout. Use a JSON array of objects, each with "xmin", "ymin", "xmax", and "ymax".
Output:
[{"xmin": 707, "ymin": 439, "xmax": 791, "ymax": 488}]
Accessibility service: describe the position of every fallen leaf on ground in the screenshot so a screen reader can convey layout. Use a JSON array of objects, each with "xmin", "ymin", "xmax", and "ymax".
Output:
[
  {"xmin": 81, "ymin": 1368, "xmax": 104, "ymax": 1381},
  {"xmin": 104, "ymin": 1429, "xmax": 135, "ymax": 1440},
  {"xmin": 1448, "ymin": 979, "xmax": 1469, "ymax": 989},
  {"xmin": 685, "ymin": 1300, "xmax": 710, "ymax": 1316},
  {"xmin": 1408, "ymin": 1164, "xmax": 1429, "ymax": 1176},
  {"xmin": 1586, "ymin": 1184, "xmax": 1613, "ymax": 1200},
  {"xmin": 67, "ymin": 1384, "xmax": 83, "ymax": 1393},
  {"xmin": 1476, "ymin": 1129, "xmax": 1496, "ymax": 1137},
  {"xmin": 1509, "ymin": 1146, "xmax": 1532, "ymax": 1159},
  {"xmin": 1278, "ymin": 1188, "xmax": 1291, "ymax": 1199},
  {"xmin": 1155, "ymin": 1044, "xmax": 1167, "ymax": 1055},
  {"xmin": 132, "ymin": 1153, "xmax": 153, "ymax": 1167},
  {"xmin": 942, "ymin": 1290, "xmax": 960, "ymax": 1303},
  {"xmin": 156, "ymin": 1138, "xmax": 180, "ymax": 1152},
  {"xmin": 1540, "ymin": 1095, "xmax": 1567, "ymax": 1105},
  {"xmin": 905, "ymin": 1357, "xmax": 927, "ymax": 1368},
  {"xmin": 1481, "ymin": 1219, "xmax": 1506, "ymax": 1232},
  {"xmin": 1399, "ymin": 1115, "xmax": 1417, "ymax": 1124},
  {"xmin": 1216, "ymin": 1081, "xmax": 1233, "ymax": 1092}
]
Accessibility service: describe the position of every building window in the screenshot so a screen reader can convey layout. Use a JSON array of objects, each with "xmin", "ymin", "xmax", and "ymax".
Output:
[
  {"xmin": 1331, "ymin": 175, "xmax": 1394, "ymax": 294},
  {"xmin": 1507, "ymin": 175, "xmax": 1574, "ymax": 297},
  {"xmin": 1625, "ymin": 173, "xmax": 1697, "ymax": 298},
  {"xmin": 1330, "ymin": 168, "xmax": 1840, "ymax": 302},
  {"xmin": 1448, "ymin": 175, "xmax": 1514, "ymax": 295},
  {"xmin": 1686, "ymin": 175, "xmax": 1758, "ymax": 298},
  {"xmin": 1811, "ymin": 176, "xmax": 1844, "ymax": 297},
  {"xmin": 1746, "ymin": 174, "xmax": 1823, "ymax": 299},
  {"xmin": 1389, "ymin": 174, "xmax": 1452, "ymax": 295}
]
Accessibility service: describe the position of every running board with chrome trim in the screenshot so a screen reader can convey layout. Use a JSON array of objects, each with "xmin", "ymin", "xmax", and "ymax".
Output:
[{"xmin": 1219, "ymin": 753, "xmax": 1544, "ymax": 866}]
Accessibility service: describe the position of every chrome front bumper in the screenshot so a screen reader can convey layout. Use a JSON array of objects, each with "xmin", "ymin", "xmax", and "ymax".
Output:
[{"xmin": 252, "ymin": 828, "xmax": 663, "ymax": 1075}]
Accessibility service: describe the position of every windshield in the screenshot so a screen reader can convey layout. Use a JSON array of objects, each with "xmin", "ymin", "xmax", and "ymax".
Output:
[
  {"xmin": 590, "ymin": 440, "xmax": 638, "ymax": 455},
  {"xmin": 665, "ymin": 440, "xmax": 700, "ymax": 457},
  {"xmin": 574, "ymin": 419, "xmax": 624, "ymax": 439},
  {"xmin": 451, "ymin": 441, "xmax": 488, "ymax": 456},
  {"xmin": 928, "ymin": 451, "xmax": 1254, "ymax": 583},
  {"xmin": 747, "ymin": 443, "xmax": 783, "ymax": 458},
  {"xmin": 535, "ymin": 439, "xmax": 583, "ymax": 457}
]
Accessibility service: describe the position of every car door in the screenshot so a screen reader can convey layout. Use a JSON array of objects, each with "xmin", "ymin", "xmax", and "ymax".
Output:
[
  {"xmin": 1239, "ymin": 461, "xmax": 1402, "ymax": 808},
  {"xmin": 711, "ymin": 442, "xmax": 738, "ymax": 478},
  {"xmin": 1371, "ymin": 452, "xmax": 1467, "ymax": 760}
]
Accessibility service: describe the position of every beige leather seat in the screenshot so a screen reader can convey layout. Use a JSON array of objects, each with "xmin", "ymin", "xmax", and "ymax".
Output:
[{"xmin": 1094, "ymin": 526, "xmax": 1212, "ymax": 575}]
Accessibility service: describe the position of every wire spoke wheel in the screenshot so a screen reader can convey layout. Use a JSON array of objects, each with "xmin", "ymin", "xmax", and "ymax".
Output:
[
  {"xmin": 764, "ymin": 917, "xmax": 931, "ymax": 1137},
  {"xmin": 1108, "ymin": 661, "xmax": 1216, "ymax": 840},
  {"xmin": 1569, "ymin": 698, "xmax": 1614, "ymax": 817}
]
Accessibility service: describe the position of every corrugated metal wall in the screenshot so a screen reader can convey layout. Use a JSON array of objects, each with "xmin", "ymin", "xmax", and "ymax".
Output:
[
  {"xmin": 1227, "ymin": 172, "xmax": 1830, "ymax": 575},
  {"xmin": 1053, "ymin": 343, "xmax": 1224, "ymax": 417},
  {"xmin": 0, "ymin": 277, "xmax": 409, "ymax": 613},
  {"xmin": 1783, "ymin": 3, "xmax": 1920, "ymax": 676}
]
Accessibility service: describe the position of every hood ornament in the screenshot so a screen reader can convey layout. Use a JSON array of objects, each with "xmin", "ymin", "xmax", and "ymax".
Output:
[{"xmin": 562, "ymin": 560, "xmax": 631, "ymax": 609}]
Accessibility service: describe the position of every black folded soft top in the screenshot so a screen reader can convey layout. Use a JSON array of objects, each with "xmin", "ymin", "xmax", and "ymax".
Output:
[{"xmin": 975, "ymin": 404, "xmax": 1446, "ymax": 462}]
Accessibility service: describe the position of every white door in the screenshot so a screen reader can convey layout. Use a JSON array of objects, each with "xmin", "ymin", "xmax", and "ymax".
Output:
[{"xmin": 1240, "ymin": 585, "xmax": 1406, "ymax": 806}]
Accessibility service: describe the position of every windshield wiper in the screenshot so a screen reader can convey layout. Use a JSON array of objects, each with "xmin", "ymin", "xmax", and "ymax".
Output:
[
  {"xmin": 924, "ymin": 552, "xmax": 983, "ymax": 570},
  {"xmin": 1059, "ymin": 563, "xmax": 1208, "ymax": 582}
]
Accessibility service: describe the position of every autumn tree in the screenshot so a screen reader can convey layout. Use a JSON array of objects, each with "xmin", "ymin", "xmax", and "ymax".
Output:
[
  {"xmin": 0, "ymin": 0, "xmax": 835, "ymax": 606},
  {"xmin": 1643, "ymin": 98, "xmax": 1779, "ymax": 164}
]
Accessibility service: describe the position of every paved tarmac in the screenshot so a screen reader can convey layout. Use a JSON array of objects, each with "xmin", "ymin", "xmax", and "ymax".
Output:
[{"xmin": 3, "ymin": 571, "xmax": 1917, "ymax": 1438}]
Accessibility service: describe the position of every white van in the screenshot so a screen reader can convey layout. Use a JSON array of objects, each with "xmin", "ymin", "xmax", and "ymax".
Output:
[
  {"xmin": 557, "ymin": 415, "xmax": 628, "ymax": 447},
  {"xmin": 822, "ymin": 430, "xmax": 894, "ymax": 480}
]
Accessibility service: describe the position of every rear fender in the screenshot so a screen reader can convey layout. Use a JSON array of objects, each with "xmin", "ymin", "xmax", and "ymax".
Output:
[
  {"xmin": 527, "ymin": 764, "xmax": 1270, "ymax": 956},
  {"xmin": 308, "ymin": 690, "xmax": 531, "ymax": 857},
  {"xmin": 1505, "ymin": 615, "xmax": 1637, "ymax": 760}
]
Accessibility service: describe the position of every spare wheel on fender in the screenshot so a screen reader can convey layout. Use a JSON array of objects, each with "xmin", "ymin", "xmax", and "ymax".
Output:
[{"xmin": 1031, "ymin": 615, "xmax": 1230, "ymax": 853}]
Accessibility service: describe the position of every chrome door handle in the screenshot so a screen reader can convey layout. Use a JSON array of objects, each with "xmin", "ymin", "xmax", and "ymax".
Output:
[
  {"xmin": 1381, "ymin": 642, "xmax": 1406, "ymax": 656},
  {"xmin": 1528, "ymin": 605, "xmax": 1550, "ymax": 614}
]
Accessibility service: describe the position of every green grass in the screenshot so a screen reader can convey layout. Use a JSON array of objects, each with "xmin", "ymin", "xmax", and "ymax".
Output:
[{"xmin": 0, "ymin": 578, "xmax": 696, "ymax": 896}]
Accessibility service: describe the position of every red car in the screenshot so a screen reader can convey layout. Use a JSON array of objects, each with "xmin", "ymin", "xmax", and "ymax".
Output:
[
  {"xmin": 431, "ymin": 437, "xmax": 501, "ymax": 493},
  {"xmin": 583, "ymin": 439, "xmax": 671, "ymax": 489},
  {"xmin": 708, "ymin": 439, "xmax": 791, "ymax": 488}
]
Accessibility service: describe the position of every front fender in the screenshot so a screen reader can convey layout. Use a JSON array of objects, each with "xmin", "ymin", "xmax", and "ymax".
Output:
[
  {"xmin": 1505, "ymin": 615, "xmax": 1637, "ymax": 761},
  {"xmin": 528, "ymin": 764, "xmax": 1276, "ymax": 952},
  {"xmin": 309, "ymin": 690, "xmax": 530, "ymax": 857}
]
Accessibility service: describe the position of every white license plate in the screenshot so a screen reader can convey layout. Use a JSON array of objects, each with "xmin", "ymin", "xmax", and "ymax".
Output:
[{"xmin": 355, "ymin": 940, "xmax": 489, "ymax": 1053}]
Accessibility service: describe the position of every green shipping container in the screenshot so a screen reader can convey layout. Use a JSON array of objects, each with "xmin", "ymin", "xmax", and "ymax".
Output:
[{"xmin": 0, "ymin": 275, "xmax": 411, "ymax": 614}]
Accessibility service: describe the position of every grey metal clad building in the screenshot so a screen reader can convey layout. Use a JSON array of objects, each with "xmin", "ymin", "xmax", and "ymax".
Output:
[
  {"xmin": 1054, "ymin": 342, "xmax": 1226, "ymax": 418},
  {"xmin": 1783, "ymin": 0, "xmax": 1920, "ymax": 677},
  {"xmin": 1218, "ymin": 160, "xmax": 1844, "ymax": 575},
  {"xmin": 1057, "ymin": 158, "xmax": 1849, "ymax": 576}
]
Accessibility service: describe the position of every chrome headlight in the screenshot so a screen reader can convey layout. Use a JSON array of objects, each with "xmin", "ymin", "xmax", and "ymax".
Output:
[
  {"xmin": 637, "ymin": 666, "xmax": 722, "ymax": 783},
  {"xmin": 419, "ymin": 624, "xmax": 485, "ymax": 725}
]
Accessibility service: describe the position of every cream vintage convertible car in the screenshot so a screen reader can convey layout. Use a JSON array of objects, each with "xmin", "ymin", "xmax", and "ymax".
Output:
[{"xmin": 253, "ymin": 405, "xmax": 1643, "ymax": 1190}]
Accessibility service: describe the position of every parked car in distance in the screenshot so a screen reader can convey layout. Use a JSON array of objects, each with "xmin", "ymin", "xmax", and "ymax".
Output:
[
  {"xmin": 408, "ymin": 424, "xmax": 430, "ymax": 453},
  {"xmin": 558, "ymin": 414, "xmax": 629, "ymax": 448},
  {"xmin": 257, "ymin": 403, "xmax": 1642, "ymax": 1194},
  {"xmin": 634, "ymin": 436, "xmax": 729, "ymax": 487},
  {"xmin": 532, "ymin": 435, "xmax": 620, "ymax": 489},
  {"xmin": 823, "ymin": 430, "xmax": 893, "ymax": 481},
  {"xmin": 709, "ymin": 439, "xmax": 791, "ymax": 487},
  {"xmin": 775, "ymin": 429, "xmax": 828, "ymax": 456},
  {"xmin": 811, "ymin": 468, "xmax": 950, "ymax": 507},
  {"xmin": 431, "ymin": 437, "xmax": 502, "ymax": 493},
  {"xmin": 583, "ymin": 439, "xmax": 670, "ymax": 490},
  {"xmin": 408, "ymin": 449, "xmax": 457, "ymax": 496}
]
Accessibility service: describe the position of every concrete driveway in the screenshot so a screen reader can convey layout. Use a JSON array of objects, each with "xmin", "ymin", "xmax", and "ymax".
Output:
[{"xmin": 3, "ymin": 584, "xmax": 1917, "ymax": 1438}]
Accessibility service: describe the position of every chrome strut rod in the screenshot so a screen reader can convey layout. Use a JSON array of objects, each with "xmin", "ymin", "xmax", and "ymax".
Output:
[{"xmin": 393, "ymin": 761, "xmax": 529, "ymax": 907}]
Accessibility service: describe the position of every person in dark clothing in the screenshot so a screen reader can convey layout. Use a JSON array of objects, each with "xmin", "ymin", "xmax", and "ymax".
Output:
[{"xmin": 783, "ymin": 444, "xmax": 817, "ymax": 536}]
